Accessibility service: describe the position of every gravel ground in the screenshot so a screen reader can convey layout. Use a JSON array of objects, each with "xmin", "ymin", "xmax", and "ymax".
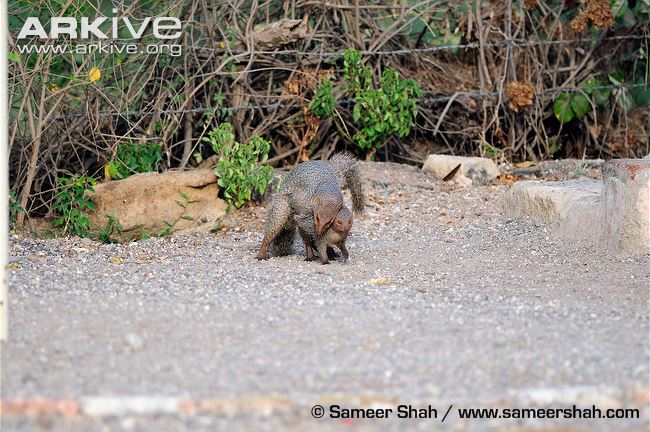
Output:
[{"xmin": 2, "ymin": 162, "xmax": 648, "ymax": 431}]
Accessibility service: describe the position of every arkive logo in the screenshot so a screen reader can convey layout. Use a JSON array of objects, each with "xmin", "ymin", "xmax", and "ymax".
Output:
[
  {"xmin": 15, "ymin": 9, "xmax": 183, "ymax": 57},
  {"xmin": 17, "ymin": 10, "xmax": 182, "ymax": 40}
]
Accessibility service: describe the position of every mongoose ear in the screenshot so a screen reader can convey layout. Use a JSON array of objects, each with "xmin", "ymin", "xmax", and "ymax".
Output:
[{"xmin": 314, "ymin": 205, "xmax": 332, "ymax": 237}]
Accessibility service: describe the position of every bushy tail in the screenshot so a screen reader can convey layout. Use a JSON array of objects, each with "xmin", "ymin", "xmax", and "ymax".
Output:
[
  {"xmin": 328, "ymin": 152, "xmax": 365, "ymax": 215},
  {"xmin": 270, "ymin": 226, "xmax": 295, "ymax": 256}
]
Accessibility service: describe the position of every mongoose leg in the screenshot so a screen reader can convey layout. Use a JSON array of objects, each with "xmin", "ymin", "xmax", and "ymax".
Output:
[
  {"xmin": 297, "ymin": 228, "xmax": 316, "ymax": 261},
  {"xmin": 326, "ymin": 246, "xmax": 340, "ymax": 260},
  {"xmin": 317, "ymin": 242, "xmax": 330, "ymax": 265},
  {"xmin": 256, "ymin": 241, "xmax": 271, "ymax": 260},
  {"xmin": 338, "ymin": 242, "xmax": 349, "ymax": 261},
  {"xmin": 256, "ymin": 195, "xmax": 291, "ymax": 260}
]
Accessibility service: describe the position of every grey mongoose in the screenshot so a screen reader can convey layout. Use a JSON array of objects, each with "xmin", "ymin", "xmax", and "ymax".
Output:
[
  {"xmin": 295, "ymin": 205, "xmax": 352, "ymax": 263},
  {"xmin": 256, "ymin": 153, "xmax": 364, "ymax": 263}
]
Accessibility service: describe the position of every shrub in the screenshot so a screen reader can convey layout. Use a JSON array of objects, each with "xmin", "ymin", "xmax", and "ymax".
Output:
[
  {"xmin": 311, "ymin": 77, "xmax": 337, "ymax": 117},
  {"xmin": 343, "ymin": 49, "xmax": 422, "ymax": 152},
  {"xmin": 52, "ymin": 175, "xmax": 97, "ymax": 237},
  {"xmin": 203, "ymin": 123, "xmax": 274, "ymax": 211},
  {"xmin": 98, "ymin": 211, "xmax": 123, "ymax": 244},
  {"xmin": 105, "ymin": 142, "xmax": 162, "ymax": 180}
]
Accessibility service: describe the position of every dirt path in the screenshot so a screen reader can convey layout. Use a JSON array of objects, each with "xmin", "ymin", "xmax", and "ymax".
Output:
[{"xmin": 3, "ymin": 162, "xmax": 648, "ymax": 431}]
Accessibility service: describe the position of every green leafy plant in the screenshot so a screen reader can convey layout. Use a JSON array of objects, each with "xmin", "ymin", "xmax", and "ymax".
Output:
[
  {"xmin": 105, "ymin": 142, "xmax": 162, "ymax": 180},
  {"xmin": 158, "ymin": 191, "xmax": 199, "ymax": 237},
  {"xmin": 343, "ymin": 49, "xmax": 422, "ymax": 151},
  {"xmin": 553, "ymin": 77, "xmax": 612, "ymax": 124},
  {"xmin": 52, "ymin": 175, "xmax": 97, "ymax": 237},
  {"xmin": 98, "ymin": 211, "xmax": 123, "ymax": 244},
  {"xmin": 343, "ymin": 48, "xmax": 371, "ymax": 93},
  {"xmin": 311, "ymin": 78, "xmax": 337, "ymax": 117},
  {"xmin": 203, "ymin": 123, "xmax": 273, "ymax": 211},
  {"xmin": 482, "ymin": 142, "xmax": 503, "ymax": 159},
  {"xmin": 9, "ymin": 191, "xmax": 24, "ymax": 230}
]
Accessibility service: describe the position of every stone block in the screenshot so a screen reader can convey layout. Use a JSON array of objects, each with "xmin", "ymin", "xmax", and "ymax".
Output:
[
  {"xmin": 503, "ymin": 180, "xmax": 602, "ymax": 242},
  {"xmin": 422, "ymin": 154, "xmax": 500, "ymax": 184},
  {"xmin": 601, "ymin": 159, "xmax": 649, "ymax": 254}
]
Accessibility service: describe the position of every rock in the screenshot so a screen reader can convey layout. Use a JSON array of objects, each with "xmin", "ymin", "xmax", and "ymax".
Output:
[
  {"xmin": 503, "ymin": 180, "xmax": 602, "ymax": 242},
  {"xmin": 422, "ymin": 154, "xmax": 500, "ymax": 184},
  {"xmin": 87, "ymin": 170, "xmax": 226, "ymax": 241},
  {"xmin": 601, "ymin": 159, "xmax": 649, "ymax": 254}
]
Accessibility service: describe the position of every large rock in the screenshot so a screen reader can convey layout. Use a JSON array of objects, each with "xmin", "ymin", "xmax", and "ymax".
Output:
[
  {"xmin": 601, "ymin": 159, "xmax": 649, "ymax": 254},
  {"xmin": 87, "ymin": 170, "xmax": 226, "ymax": 240},
  {"xmin": 503, "ymin": 180, "xmax": 602, "ymax": 242},
  {"xmin": 422, "ymin": 154, "xmax": 500, "ymax": 184}
]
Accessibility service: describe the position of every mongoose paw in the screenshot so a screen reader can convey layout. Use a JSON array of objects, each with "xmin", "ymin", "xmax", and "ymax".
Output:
[
  {"xmin": 304, "ymin": 256, "xmax": 316, "ymax": 262},
  {"xmin": 320, "ymin": 260, "xmax": 330, "ymax": 265},
  {"xmin": 255, "ymin": 253, "xmax": 269, "ymax": 260}
]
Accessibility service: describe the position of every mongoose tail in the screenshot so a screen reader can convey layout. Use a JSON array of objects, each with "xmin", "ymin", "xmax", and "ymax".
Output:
[{"xmin": 328, "ymin": 152, "xmax": 365, "ymax": 215}]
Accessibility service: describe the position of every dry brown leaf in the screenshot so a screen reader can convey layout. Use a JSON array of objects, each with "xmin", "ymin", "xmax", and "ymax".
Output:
[
  {"xmin": 507, "ymin": 81, "xmax": 534, "ymax": 112},
  {"xmin": 443, "ymin": 163, "xmax": 462, "ymax": 181},
  {"xmin": 497, "ymin": 173, "xmax": 518, "ymax": 185}
]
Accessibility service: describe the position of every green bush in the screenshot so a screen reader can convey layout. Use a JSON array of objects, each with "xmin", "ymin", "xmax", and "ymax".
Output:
[
  {"xmin": 311, "ymin": 77, "xmax": 337, "ymax": 117},
  {"xmin": 203, "ymin": 123, "xmax": 274, "ymax": 211},
  {"xmin": 9, "ymin": 191, "xmax": 24, "ymax": 230},
  {"xmin": 52, "ymin": 175, "xmax": 97, "ymax": 237},
  {"xmin": 105, "ymin": 142, "xmax": 162, "ymax": 180},
  {"xmin": 344, "ymin": 49, "xmax": 422, "ymax": 151}
]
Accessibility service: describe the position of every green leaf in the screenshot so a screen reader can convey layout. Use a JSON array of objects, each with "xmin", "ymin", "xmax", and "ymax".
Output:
[
  {"xmin": 8, "ymin": 52, "xmax": 21, "ymax": 63},
  {"xmin": 570, "ymin": 94, "xmax": 591, "ymax": 118},
  {"xmin": 549, "ymin": 141, "xmax": 561, "ymax": 155},
  {"xmin": 553, "ymin": 93, "xmax": 575, "ymax": 123},
  {"xmin": 581, "ymin": 77, "xmax": 598, "ymax": 94},
  {"xmin": 593, "ymin": 87, "xmax": 611, "ymax": 106},
  {"xmin": 608, "ymin": 71, "xmax": 625, "ymax": 85}
]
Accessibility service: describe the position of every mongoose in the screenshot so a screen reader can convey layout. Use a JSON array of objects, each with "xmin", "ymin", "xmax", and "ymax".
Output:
[
  {"xmin": 296, "ymin": 205, "xmax": 352, "ymax": 264},
  {"xmin": 256, "ymin": 153, "xmax": 364, "ymax": 261}
]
